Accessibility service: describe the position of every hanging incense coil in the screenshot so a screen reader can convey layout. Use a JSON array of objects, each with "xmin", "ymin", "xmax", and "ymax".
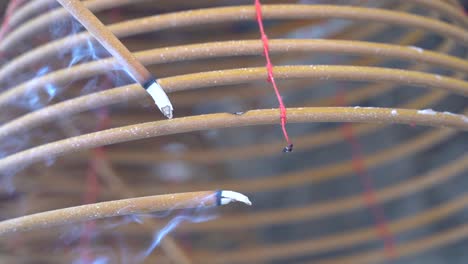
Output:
[{"xmin": 0, "ymin": 1, "xmax": 467, "ymax": 263}]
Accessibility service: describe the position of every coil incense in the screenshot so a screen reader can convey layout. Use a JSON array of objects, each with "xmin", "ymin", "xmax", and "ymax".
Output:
[
  {"xmin": 56, "ymin": 0, "xmax": 173, "ymax": 118},
  {"xmin": 0, "ymin": 190, "xmax": 251, "ymax": 235}
]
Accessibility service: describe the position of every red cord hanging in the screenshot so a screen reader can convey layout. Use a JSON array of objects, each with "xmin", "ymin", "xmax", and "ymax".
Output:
[{"xmin": 254, "ymin": 0, "xmax": 293, "ymax": 153}]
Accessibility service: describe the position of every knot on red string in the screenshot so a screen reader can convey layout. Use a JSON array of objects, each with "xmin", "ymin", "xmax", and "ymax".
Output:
[{"xmin": 282, "ymin": 144, "xmax": 293, "ymax": 153}]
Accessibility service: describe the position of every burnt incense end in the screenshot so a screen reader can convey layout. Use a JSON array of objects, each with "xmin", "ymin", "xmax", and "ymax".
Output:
[
  {"xmin": 161, "ymin": 106, "xmax": 173, "ymax": 119},
  {"xmin": 144, "ymin": 80, "xmax": 174, "ymax": 119},
  {"xmin": 56, "ymin": 0, "xmax": 175, "ymax": 119},
  {"xmin": 283, "ymin": 144, "xmax": 293, "ymax": 153},
  {"xmin": 216, "ymin": 190, "xmax": 252, "ymax": 206}
]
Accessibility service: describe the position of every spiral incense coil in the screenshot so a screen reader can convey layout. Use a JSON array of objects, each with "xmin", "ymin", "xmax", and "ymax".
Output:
[{"xmin": 0, "ymin": 1, "xmax": 467, "ymax": 263}]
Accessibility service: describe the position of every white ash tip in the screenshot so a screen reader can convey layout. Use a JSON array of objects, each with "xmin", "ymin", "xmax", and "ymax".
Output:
[
  {"xmin": 220, "ymin": 190, "xmax": 252, "ymax": 206},
  {"xmin": 161, "ymin": 105, "xmax": 173, "ymax": 119},
  {"xmin": 146, "ymin": 81, "xmax": 174, "ymax": 119}
]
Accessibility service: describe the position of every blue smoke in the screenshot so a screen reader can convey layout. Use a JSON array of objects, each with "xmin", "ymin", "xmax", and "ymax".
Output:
[
  {"xmin": 36, "ymin": 66, "xmax": 50, "ymax": 76},
  {"xmin": 92, "ymin": 257, "xmax": 109, "ymax": 264},
  {"xmin": 20, "ymin": 66, "xmax": 60, "ymax": 110},
  {"xmin": 72, "ymin": 255, "xmax": 110, "ymax": 264},
  {"xmin": 0, "ymin": 15, "xmax": 107, "ymax": 195},
  {"xmin": 139, "ymin": 212, "xmax": 216, "ymax": 260},
  {"xmin": 49, "ymin": 16, "xmax": 76, "ymax": 41},
  {"xmin": 68, "ymin": 37, "xmax": 100, "ymax": 68},
  {"xmin": 55, "ymin": 200, "xmax": 217, "ymax": 263},
  {"xmin": 45, "ymin": 83, "xmax": 58, "ymax": 102},
  {"xmin": 135, "ymin": 194, "xmax": 218, "ymax": 262}
]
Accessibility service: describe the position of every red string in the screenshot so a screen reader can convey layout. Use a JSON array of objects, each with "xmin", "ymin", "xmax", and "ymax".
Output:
[
  {"xmin": 254, "ymin": 0, "xmax": 292, "ymax": 152},
  {"xmin": 336, "ymin": 91, "xmax": 396, "ymax": 259}
]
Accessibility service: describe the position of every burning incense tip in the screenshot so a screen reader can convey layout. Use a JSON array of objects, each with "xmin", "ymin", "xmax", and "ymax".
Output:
[
  {"xmin": 146, "ymin": 81, "xmax": 174, "ymax": 119},
  {"xmin": 56, "ymin": 0, "xmax": 176, "ymax": 119},
  {"xmin": 218, "ymin": 190, "xmax": 252, "ymax": 206}
]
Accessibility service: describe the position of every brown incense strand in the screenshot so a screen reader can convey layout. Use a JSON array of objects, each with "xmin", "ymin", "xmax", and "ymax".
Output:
[
  {"xmin": 16, "ymin": 38, "xmax": 468, "ymax": 81},
  {"xmin": 0, "ymin": 107, "xmax": 466, "ymax": 173},
  {"xmin": 1, "ymin": 1, "xmax": 466, "ymax": 57},
  {"xmin": 56, "ymin": 0, "xmax": 152, "ymax": 85},
  {"xmin": 1, "ymin": 4, "xmax": 467, "ymax": 84},
  {"xmin": 6, "ymin": 38, "xmax": 468, "ymax": 97},
  {"xmin": 1, "ymin": 65, "xmax": 468, "ymax": 113},
  {"xmin": 0, "ymin": 191, "xmax": 217, "ymax": 235}
]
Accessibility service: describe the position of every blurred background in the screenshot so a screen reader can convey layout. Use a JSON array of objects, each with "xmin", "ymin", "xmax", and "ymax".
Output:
[{"xmin": 0, "ymin": 0, "xmax": 467, "ymax": 263}]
